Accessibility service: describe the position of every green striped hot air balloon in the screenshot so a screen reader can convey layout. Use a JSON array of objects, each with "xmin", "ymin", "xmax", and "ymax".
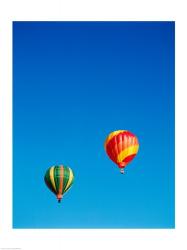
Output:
[{"xmin": 44, "ymin": 165, "xmax": 74, "ymax": 203}]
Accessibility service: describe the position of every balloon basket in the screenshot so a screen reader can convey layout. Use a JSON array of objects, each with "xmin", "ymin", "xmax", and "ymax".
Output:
[{"xmin": 120, "ymin": 168, "xmax": 125, "ymax": 174}]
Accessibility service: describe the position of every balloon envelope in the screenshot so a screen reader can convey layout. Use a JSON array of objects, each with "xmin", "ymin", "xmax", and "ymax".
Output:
[
  {"xmin": 104, "ymin": 130, "xmax": 139, "ymax": 173},
  {"xmin": 44, "ymin": 165, "xmax": 74, "ymax": 202}
]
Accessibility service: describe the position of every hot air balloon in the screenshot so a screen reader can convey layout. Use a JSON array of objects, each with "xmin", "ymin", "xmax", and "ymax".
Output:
[
  {"xmin": 104, "ymin": 130, "xmax": 139, "ymax": 174},
  {"xmin": 44, "ymin": 165, "xmax": 74, "ymax": 203}
]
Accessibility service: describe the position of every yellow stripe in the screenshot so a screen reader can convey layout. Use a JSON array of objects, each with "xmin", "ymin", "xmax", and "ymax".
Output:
[
  {"xmin": 117, "ymin": 144, "xmax": 139, "ymax": 163},
  {"xmin": 104, "ymin": 130, "xmax": 126, "ymax": 149},
  {"xmin": 49, "ymin": 166, "xmax": 57, "ymax": 192},
  {"xmin": 64, "ymin": 168, "xmax": 74, "ymax": 192}
]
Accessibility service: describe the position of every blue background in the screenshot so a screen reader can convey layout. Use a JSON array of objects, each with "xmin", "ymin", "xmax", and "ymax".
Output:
[{"xmin": 13, "ymin": 22, "xmax": 175, "ymax": 228}]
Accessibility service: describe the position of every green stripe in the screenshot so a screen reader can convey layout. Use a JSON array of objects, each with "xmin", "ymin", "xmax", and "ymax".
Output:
[
  {"xmin": 44, "ymin": 168, "xmax": 56, "ymax": 194},
  {"xmin": 64, "ymin": 168, "xmax": 74, "ymax": 193},
  {"xmin": 62, "ymin": 167, "xmax": 70, "ymax": 193}
]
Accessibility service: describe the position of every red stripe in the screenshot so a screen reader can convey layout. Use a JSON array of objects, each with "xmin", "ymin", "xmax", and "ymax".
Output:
[
  {"xmin": 106, "ymin": 140, "xmax": 117, "ymax": 163},
  {"xmin": 59, "ymin": 166, "xmax": 64, "ymax": 195},
  {"xmin": 123, "ymin": 154, "xmax": 137, "ymax": 164}
]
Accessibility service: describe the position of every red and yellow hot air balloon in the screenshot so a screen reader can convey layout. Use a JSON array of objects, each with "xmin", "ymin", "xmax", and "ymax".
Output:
[{"xmin": 104, "ymin": 130, "xmax": 139, "ymax": 174}]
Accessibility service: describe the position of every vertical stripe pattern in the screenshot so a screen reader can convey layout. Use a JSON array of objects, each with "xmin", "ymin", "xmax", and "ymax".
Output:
[
  {"xmin": 104, "ymin": 130, "xmax": 139, "ymax": 170},
  {"xmin": 44, "ymin": 165, "xmax": 74, "ymax": 202}
]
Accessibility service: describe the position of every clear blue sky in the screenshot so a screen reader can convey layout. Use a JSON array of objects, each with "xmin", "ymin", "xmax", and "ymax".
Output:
[{"xmin": 13, "ymin": 21, "xmax": 175, "ymax": 228}]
